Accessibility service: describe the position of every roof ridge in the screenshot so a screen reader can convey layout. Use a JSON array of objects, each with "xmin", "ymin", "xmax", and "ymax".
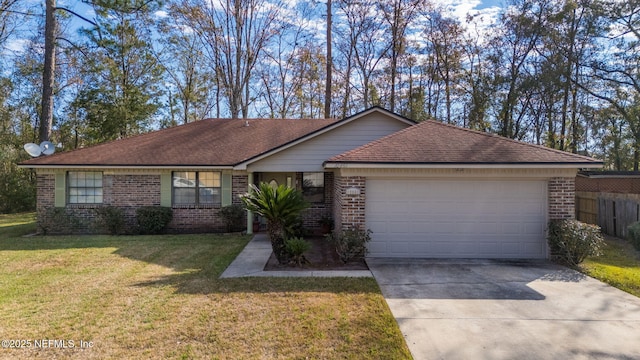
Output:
[
  {"xmin": 426, "ymin": 120, "xmax": 599, "ymax": 161},
  {"xmin": 436, "ymin": 120, "xmax": 593, "ymax": 160}
]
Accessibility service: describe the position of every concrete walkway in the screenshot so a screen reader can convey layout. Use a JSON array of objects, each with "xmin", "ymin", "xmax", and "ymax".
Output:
[{"xmin": 220, "ymin": 234, "xmax": 373, "ymax": 278}]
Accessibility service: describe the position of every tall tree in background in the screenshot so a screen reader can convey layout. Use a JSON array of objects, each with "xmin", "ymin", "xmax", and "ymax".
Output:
[
  {"xmin": 461, "ymin": 15, "xmax": 493, "ymax": 131},
  {"xmin": 0, "ymin": 0, "xmax": 20, "ymax": 53},
  {"xmin": 577, "ymin": 0, "xmax": 640, "ymax": 169},
  {"xmin": 325, "ymin": 0, "xmax": 332, "ymax": 118},
  {"xmin": 256, "ymin": 1, "xmax": 315, "ymax": 118},
  {"xmin": 335, "ymin": 0, "xmax": 389, "ymax": 115},
  {"xmin": 39, "ymin": 0, "xmax": 56, "ymax": 143},
  {"xmin": 157, "ymin": 7, "xmax": 215, "ymax": 125},
  {"xmin": 74, "ymin": 2, "xmax": 163, "ymax": 142},
  {"xmin": 491, "ymin": 0, "xmax": 549, "ymax": 139},
  {"xmin": 294, "ymin": 44, "xmax": 327, "ymax": 118},
  {"xmin": 422, "ymin": 9, "xmax": 464, "ymax": 124},
  {"xmin": 379, "ymin": 0, "xmax": 423, "ymax": 112}
]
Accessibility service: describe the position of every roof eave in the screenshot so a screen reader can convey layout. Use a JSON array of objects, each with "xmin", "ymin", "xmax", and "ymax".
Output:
[
  {"xmin": 323, "ymin": 162, "xmax": 604, "ymax": 169},
  {"xmin": 18, "ymin": 164, "xmax": 236, "ymax": 170}
]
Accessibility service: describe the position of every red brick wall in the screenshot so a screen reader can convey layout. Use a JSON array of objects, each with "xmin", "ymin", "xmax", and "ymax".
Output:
[
  {"xmin": 170, "ymin": 174, "xmax": 248, "ymax": 233},
  {"xmin": 37, "ymin": 174, "xmax": 55, "ymax": 210},
  {"xmin": 333, "ymin": 175, "xmax": 366, "ymax": 231},
  {"xmin": 549, "ymin": 177, "xmax": 575, "ymax": 220},
  {"xmin": 36, "ymin": 172, "xmax": 248, "ymax": 234},
  {"xmin": 575, "ymin": 176, "xmax": 640, "ymax": 194},
  {"xmin": 231, "ymin": 175, "xmax": 248, "ymax": 205},
  {"xmin": 299, "ymin": 172, "xmax": 334, "ymax": 230}
]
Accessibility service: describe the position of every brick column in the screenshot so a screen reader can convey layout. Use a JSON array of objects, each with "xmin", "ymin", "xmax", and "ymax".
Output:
[
  {"xmin": 548, "ymin": 177, "xmax": 575, "ymax": 220},
  {"xmin": 334, "ymin": 175, "xmax": 366, "ymax": 231}
]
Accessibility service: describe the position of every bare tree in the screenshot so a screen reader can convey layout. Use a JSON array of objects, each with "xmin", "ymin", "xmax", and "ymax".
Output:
[
  {"xmin": 175, "ymin": 0, "xmax": 280, "ymax": 119},
  {"xmin": 0, "ymin": 0, "xmax": 20, "ymax": 50},
  {"xmin": 157, "ymin": 8, "xmax": 215, "ymax": 125},
  {"xmin": 378, "ymin": 0, "xmax": 423, "ymax": 112},
  {"xmin": 335, "ymin": 0, "xmax": 390, "ymax": 113},
  {"xmin": 255, "ymin": 2, "xmax": 315, "ymax": 118},
  {"xmin": 422, "ymin": 10, "xmax": 464, "ymax": 124}
]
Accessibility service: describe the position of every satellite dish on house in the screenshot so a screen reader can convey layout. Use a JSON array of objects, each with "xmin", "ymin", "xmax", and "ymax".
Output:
[
  {"xmin": 23, "ymin": 141, "xmax": 56, "ymax": 157},
  {"xmin": 24, "ymin": 143, "xmax": 42, "ymax": 157},
  {"xmin": 40, "ymin": 141, "xmax": 55, "ymax": 155}
]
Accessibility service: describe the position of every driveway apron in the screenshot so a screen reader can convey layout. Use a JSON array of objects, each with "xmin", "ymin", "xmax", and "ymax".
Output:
[{"xmin": 367, "ymin": 259, "xmax": 640, "ymax": 360}]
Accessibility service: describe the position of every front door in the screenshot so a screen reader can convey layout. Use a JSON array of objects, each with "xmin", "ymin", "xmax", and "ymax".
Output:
[{"xmin": 260, "ymin": 172, "xmax": 295, "ymax": 188}]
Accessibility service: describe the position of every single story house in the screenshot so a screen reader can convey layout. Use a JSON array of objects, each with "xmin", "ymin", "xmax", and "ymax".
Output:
[{"xmin": 20, "ymin": 107, "xmax": 602, "ymax": 259}]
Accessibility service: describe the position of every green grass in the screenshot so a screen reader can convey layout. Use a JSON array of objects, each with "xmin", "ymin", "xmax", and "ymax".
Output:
[
  {"xmin": 0, "ymin": 213, "xmax": 411, "ymax": 359},
  {"xmin": 581, "ymin": 236, "xmax": 640, "ymax": 298}
]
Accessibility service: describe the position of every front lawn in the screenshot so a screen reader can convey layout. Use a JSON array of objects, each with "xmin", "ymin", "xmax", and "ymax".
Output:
[
  {"xmin": 0, "ymin": 214, "xmax": 411, "ymax": 359},
  {"xmin": 581, "ymin": 236, "xmax": 640, "ymax": 298}
]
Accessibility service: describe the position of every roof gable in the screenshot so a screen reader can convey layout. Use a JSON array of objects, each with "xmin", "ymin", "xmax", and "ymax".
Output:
[
  {"xmin": 20, "ymin": 107, "xmax": 415, "ymax": 169},
  {"xmin": 326, "ymin": 120, "xmax": 602, "ymax": 167}
]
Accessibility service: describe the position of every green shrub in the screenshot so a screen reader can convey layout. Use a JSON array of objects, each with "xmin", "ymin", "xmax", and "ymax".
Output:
[
  {"xmin": 136, "ymin": 206, "xmax": 173, "ymax": 234},
  {"xmin": 548, "ymin": 219, "xmax": 604, "ymax": 267},
  {"xmin": 241, "ymin": 183, "xmax": 309, "ymax": 264},
  {"xmin": 219, "ymin": 204, "xmax": 246, "ymax": 232},
  {"xmin": 327, "ymin": 228, "xmax": 372, "ymax": 263},
  {"xmin": 38, "ymin": 207, "xmax": 80, "ymax": 235},
  {"xmin": 627, "ymin": 222, "xmax": 640, "ymax": 251},
  {"xmin": 284, "ymin": 237, "xmax": 311, "ymax": 266},
  {"xmin": 94, "ymin": 206, "xmax": 125, "ymax": 235}
]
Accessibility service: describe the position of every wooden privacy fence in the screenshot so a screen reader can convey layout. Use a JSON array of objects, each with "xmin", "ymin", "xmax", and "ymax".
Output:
[{"xmin": 576, "ymin": 191, "xmax": 640, "ymax": 238}]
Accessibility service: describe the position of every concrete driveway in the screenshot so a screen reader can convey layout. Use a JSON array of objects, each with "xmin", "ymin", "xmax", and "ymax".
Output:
[{"xmin": 367, "ymin": 259, "xmax": 640, "ymax": 360}]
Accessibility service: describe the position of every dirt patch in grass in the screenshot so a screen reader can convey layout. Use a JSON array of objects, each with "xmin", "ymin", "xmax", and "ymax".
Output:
[{"xmin": 264, "ymin": 236, "xmax": 368, "ymax": 271}]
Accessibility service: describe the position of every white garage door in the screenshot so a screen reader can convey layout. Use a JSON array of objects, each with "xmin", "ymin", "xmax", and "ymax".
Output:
[{"xmin": 366, "ymin": 179, "xmax": 547, "ymax": 259}]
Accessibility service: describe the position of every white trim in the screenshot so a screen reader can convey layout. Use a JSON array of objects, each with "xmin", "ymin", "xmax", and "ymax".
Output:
[
  {"xmin": 324, "ymin": 162, "xmax": 599, "ymax": 169},
  {"xmin": 22, "ymin": 165, "xmax": 235, "ymax": 170},
  {"xmin": 333, "ymin": 167, "xmax": 578, "ymax": 179}
]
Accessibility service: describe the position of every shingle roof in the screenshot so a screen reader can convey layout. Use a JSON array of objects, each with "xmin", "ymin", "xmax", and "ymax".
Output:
[
  {"xmin": 326, "ymin": 120, "xmax": 602, "ymax": 166},
  {"xmin": 21, "ymin": 118, "xmax": 338, "ymax": 167}
]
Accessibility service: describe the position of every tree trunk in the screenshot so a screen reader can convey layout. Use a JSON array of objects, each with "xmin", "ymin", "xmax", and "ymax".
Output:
[
  {"xmin": 267, "ymin": 220, "xmax": 289, "ymax": 264},
  {"xmin": 39, "ymin": 0, "xmax": 56, "ymax": 143},
  {"xmin": 324, "ymin": 0, "xmax": 332, "ymax": 118}
]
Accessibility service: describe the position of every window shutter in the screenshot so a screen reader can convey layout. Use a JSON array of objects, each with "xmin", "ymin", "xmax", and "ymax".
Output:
[
  {"xmin": 54, "ymin": 172, "xmax": 66, "ymax": 207},
  {"xmin": 160, "ymin": 172, "xmax": 172, "ymax": 207},
  {"xmin": 221, "ymin": 173, "xmax": 232, "ymax": 206}
]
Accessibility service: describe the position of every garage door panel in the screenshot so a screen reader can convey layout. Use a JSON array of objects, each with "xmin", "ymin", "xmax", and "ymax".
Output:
[{"xmin": 366, "ymin": 179, "xmax": 547, "ymax": 259}]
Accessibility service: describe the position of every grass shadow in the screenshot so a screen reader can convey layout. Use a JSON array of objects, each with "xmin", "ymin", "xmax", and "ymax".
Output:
[{"xmin": 1, "ymin": 219, "xmax": 381, "ymax": 295}]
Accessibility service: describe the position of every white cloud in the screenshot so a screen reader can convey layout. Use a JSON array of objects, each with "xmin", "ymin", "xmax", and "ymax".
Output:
[
  {"xmin": 155, "ymin": 10, "xmax": 169, "ymax": 19},
  {"xmin": 5, "ymin": 38, "xmax": 28, "ymax": 53}
]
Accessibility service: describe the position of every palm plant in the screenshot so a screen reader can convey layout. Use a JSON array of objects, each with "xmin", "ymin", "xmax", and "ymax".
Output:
[{"xmin": 241, "ymin": 183, "xmax": 309, "ymax": 264}]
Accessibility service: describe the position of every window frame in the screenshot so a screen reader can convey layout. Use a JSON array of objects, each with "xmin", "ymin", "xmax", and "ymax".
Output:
[
  {"xmin": 171, "ymin": 171, "xmax": 222, "ymax": 206},
  {"xmin": 67, "ymin": 171, "xmax": 103, "ymax": 205},
  {"xmin": 302, "ymin": 172, "xmax": 325, "ymax": 203}
]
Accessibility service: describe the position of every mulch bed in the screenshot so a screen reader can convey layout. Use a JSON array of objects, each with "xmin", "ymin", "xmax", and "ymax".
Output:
[{"xmin": 264, "ymin": 236, "xmax": 369, "ymax": 271}]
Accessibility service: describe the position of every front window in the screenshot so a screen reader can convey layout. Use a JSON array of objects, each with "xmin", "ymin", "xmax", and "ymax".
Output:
[
  {"xmin": 68, "ymin": 171, "xmax": 103, "ymax": 204},
  {"xmin": 172, "ymin": 171, "xmax": 221, "ymax": 205},
  {"xmin": 302, "ymin": 172, "xmax": 325, "ymax": 203}
]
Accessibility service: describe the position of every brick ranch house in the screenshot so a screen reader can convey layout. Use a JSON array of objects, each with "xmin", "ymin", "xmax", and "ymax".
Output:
[{"xmin": 20, "ymin": 107, "xmax": 602, "ymax": 259}]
